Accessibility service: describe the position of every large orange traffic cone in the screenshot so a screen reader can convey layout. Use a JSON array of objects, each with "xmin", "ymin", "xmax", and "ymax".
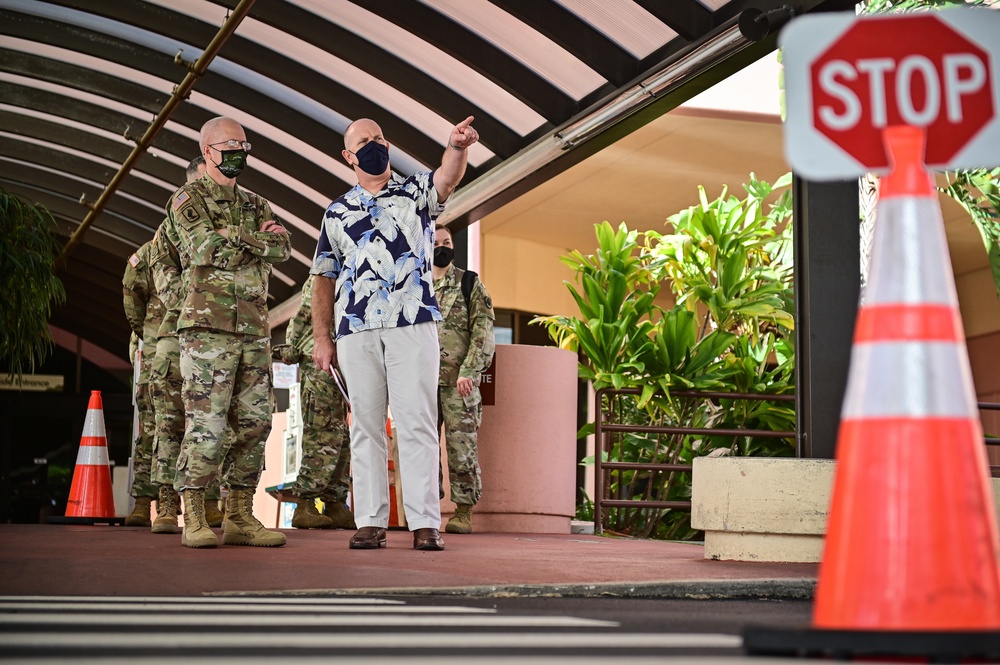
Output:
[
  {"xmin": 745, "ymin": 127, "xmax": 1000, "ymax": 660},
  {"xmin": 65, "ymin": 390, "xmax": 117, "ymax": 519},
  {"xmin": 813, "ymin": 126, "xmax": 1000, "ymax": 632}
]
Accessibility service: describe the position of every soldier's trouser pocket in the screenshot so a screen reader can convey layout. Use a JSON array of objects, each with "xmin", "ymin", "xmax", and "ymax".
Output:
[{"xmin": 461, "ymin": 386, "xmax": 482, "ymax": 411}]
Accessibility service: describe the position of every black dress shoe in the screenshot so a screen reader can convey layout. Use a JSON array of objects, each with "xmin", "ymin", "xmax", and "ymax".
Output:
[
  {"xmin": 349, "ymin": 526, "xmax": 386, "ymax": 549},
  {"xmin": 413, "ymin": 527, "xmax": 444, "ymax": 551}
]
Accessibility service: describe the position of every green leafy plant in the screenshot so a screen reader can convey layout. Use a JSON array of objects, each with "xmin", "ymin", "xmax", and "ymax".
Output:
[
  {"xmin": 0, "ymin": 187, "xmax": 66, "ymax": 380},
  {"xmin": 535, "ymin": 173, "xmax": 796, "ymax": 539}
]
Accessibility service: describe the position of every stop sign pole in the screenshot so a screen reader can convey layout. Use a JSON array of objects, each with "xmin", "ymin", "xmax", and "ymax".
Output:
[{"xmin": 782, "ymin": 8, "xmax": 1000, "ymax": 179}]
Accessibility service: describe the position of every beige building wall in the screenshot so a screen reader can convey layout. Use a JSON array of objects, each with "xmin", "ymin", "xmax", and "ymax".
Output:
[
  {"xmin": 480, "ymin": 228, "xmax": 679, "ymax": 318},
  {"xmin": 969, "ymin": 328, "xmax": 1000, "ymax": 466},
  {"xmin": 958, "ymin": 265, "xmax": 1000, "ymax": 464},
  {"xmin": 958, "ymin": 268, "xmax": 1000, "ymax": 339},
  {"xmin": 480, "ymin": 233, "xmax": 579, "ymax": 316}
]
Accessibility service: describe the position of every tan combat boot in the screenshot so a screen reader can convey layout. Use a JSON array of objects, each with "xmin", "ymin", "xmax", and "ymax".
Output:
[
  {"xmin": 323, "ymin": 501, "xmax": 357, "ymax": 530},
  {"xmin": 223, "ymin": 487, "xmax": 286, "ymax": 547},
  {"xmin": 181, "ymin": 489, "xmax": 218, "ymax": 548},
  {"xmin": 446, "ymin": 504, "xmax": 474, "ymax": 534},
  {"xmin": 291, "ymin": 499, "xmax": 333, "ymax": 529},
  {"xmin": 204, "ymin": 497, "xmax": 224, "ymax": 528},
  {"xmin": 124, "ymin": 496, "xmax": 152, "ymax": 527},
  {"xmin": 151, "ymin": 485, "xmax": 181, "ymax": 534}
]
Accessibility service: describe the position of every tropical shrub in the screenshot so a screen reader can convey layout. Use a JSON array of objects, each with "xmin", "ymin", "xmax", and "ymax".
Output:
[{"xmin": 535, "ymin": 173, "xmax": 796, "ymax": 539}]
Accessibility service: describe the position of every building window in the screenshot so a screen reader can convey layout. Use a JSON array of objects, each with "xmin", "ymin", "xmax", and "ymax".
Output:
[{"xmin": 493, "ymin": 309, "xmax": 554, "ymax": 347}]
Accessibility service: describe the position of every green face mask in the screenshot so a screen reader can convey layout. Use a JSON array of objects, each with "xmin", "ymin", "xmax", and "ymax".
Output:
[{"xmin": 214, "ymin": 149, "xmax": 247, "ymax": 178}]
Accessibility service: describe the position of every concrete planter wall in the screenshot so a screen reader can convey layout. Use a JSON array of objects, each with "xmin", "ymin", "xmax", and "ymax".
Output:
[{"xmin": 692, "ymin": 456, "xmax": 1000, "ymax": 563}]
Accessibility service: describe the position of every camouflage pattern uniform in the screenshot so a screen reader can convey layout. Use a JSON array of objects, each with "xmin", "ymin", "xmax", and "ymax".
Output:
[
  {"xmin": 148, "ymin": 224, "xmax": 185, "ymax": 487},
  {"xmin": 148, "ymin": 221, "xmax": 222, "ymax": 501},
  {"xmin": 122, "ymin": 241, "xmax": 161, "ymax": 500},
  {"xmin": 166, "ymin": 175, "xmax": 290, "ymax": 492},
  {"xmin": 275, "ymin": 275, "xmax": 352, "ymax": 504},
  {"xmin": 433, "ymin": 265, "xmax": 495, "ymax": 506}
]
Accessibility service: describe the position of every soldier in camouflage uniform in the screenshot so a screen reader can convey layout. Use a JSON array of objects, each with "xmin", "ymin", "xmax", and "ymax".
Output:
[
  {"xmin": 431, "ymin": 225, "xmax": 495, "ymax": 534},
  {"xmin": 122, "ymin": 241, "xmax": 162, "ymax": 527},
  {"xmin": 272, "ymin": 275, "xmax": 355, "ymax": 530},
  {"xmin": 149, "ymin": 233, "xmax": 226, "ymax": 531},
  {"xmin": 167, "ymin": 117, "xmax": 291, "ymax": 549},
  {"xmin": 147, "ymin": 157, "xmax": 225, "ymax": 534}
]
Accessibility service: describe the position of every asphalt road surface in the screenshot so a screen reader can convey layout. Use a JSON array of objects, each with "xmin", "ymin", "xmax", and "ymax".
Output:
[{"xmin": 0, "ymin": 593, "xmax": 841, "ymax": 663}]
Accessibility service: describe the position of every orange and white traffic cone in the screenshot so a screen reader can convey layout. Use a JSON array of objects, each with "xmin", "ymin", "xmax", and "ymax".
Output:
[
  {"xmin": 65, "ymin": 390, "xmax": 117, "ymax": 520},
  {"xmin": 745, "ymin": 127, "xmax": 1000, "ymax": 660},
  {"xmin": 813, "ymin": 126, "xmax": 1000, "ymax": 632}
]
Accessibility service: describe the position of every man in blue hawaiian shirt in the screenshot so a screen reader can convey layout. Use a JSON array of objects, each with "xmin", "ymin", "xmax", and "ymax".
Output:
[{"xmin": 311, "ymin": 116, "xmax": 479, "ymax": 551}]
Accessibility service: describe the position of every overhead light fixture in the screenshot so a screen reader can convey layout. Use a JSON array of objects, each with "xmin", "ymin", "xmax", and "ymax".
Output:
[{"xmin": 738, "ymin": 5, "xmax": 796, "ymax": 42}]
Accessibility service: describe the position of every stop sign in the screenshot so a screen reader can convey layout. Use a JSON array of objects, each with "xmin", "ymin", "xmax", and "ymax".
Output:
[{"xmin": 781, "ymin": 9, "xmax": 1000, "ymax": 180}]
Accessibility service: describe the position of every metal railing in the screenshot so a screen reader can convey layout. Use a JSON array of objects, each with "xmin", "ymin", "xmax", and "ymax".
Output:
[
  {"xmin": 592, "ymin": 387, "xmax": 795, "ymax": 535},
  {"xmin": 982, "ymin": 401, "xmax": 1000, "ymax": 446},
  {"xmin": 982, "ymin": 401, "xmax": 1000, "ymax": 478},
  {"xmin": 592, "ymin": 388, "xmax": 1000, "ymax": 534}
]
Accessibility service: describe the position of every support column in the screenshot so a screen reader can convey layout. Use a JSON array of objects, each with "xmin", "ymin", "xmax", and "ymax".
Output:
[{"xmin": 793, "ymin": 177, "xmax": 860, "ymax": 459}]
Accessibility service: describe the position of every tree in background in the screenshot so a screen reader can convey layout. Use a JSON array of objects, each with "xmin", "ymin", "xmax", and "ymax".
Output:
[{"xmin": 0, "ymin": 187, "xmax": 65, "ymax": 380}]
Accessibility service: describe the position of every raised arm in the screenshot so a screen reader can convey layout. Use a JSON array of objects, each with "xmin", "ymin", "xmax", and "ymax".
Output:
[{"xmin": 433, "ymin": 116, "xmax": 479, "ymax": 203}]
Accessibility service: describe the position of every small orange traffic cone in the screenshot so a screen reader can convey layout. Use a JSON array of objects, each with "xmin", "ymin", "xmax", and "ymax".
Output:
[
  {"xmin": 745, "ymin": 127, "xmax": 1000, "ymax": 660},
  {"xmin": 65, "ymin": 390, "xmax": 117, "ymax": 520}
]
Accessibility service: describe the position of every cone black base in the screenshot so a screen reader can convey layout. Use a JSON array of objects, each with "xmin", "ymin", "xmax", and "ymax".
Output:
[
  {"xmin": 47, "ymin": 516, "xmax": 126, "ymax": 526},
  {"xmin": 744, "ymin": 625, "xmax": 1000, "ymax": 662}
]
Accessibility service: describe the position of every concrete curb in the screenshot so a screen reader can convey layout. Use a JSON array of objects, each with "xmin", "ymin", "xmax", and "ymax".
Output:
[{"xmin": 211, "ymin": 578, "xmax": 817, "ymax": 601}]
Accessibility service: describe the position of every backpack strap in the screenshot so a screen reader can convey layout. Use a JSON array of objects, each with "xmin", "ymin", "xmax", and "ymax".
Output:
[{"xmin": 461, "ymin": 269, "xmax": 478, "ymax": 314}]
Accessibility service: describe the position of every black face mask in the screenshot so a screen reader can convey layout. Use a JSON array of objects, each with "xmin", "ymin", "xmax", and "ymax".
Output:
[
  {"xmin": 351, "ymin": 141, "xmax": 389, "ymax": 176},
  {"xmin": 433, "ymin": 246, "xmax": 454, "ymax": 268},
  {"xmin": 214, "ymin": 149, "xmax": 247, "ymax": 178}
]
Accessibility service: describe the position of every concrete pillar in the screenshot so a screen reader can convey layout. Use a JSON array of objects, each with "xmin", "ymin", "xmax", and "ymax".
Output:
[{"xmin": 441, "ymin": 345, "xmax": 578, "ymax": 533}]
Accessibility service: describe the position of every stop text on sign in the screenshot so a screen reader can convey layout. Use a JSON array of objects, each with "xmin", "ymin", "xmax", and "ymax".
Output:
[
  {"xmin": 779, "ymin": 9, "xmax": 1000, "ymax": 180},
  {"xmin": 817, "ymin": 54, "xmax": 987, "ymax": 130}
]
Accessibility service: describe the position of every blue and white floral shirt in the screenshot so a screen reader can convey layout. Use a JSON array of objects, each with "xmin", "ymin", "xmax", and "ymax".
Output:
[{"xmin": 311, "ymin": 170, "xmax": 443, "ymax": 339}]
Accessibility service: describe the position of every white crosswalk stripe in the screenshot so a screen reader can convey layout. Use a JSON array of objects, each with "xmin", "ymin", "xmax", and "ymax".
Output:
[{"xmin": 0, "ymin": 595, "xmax": 744, "ymax": 663}]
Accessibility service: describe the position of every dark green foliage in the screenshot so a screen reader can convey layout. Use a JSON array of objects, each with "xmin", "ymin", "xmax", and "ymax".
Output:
[
  {"xmin": 0, "ymin": 187, "xmax": 66, "ymax": 380},
  {"xmin": 535, "ymin": 173, "xmax": 797, "ymax": 539}
]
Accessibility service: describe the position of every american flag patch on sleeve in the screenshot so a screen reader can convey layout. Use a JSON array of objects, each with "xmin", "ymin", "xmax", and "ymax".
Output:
[
  {"xmin": 172, "ymin": 191, "xmax": 190, "ymax": 210},
  {"xmin": 128, "ymin": 253, "xmax": 140, "ymax": 267}
]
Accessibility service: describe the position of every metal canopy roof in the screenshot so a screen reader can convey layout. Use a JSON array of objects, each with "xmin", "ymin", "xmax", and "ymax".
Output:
[{"xmin": 0, "ymin": 0, "xmax": 854, "ymax": 365}]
